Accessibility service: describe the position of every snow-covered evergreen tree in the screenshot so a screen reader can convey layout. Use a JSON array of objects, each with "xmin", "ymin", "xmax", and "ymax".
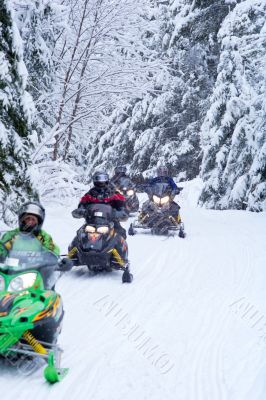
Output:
[
  {"xmin": 87, "ymin": 0, "xmax": 231, "ymax": 181},
  {"xmin": 0, "ymin": 0, "xmax": 35, "ymax": 223},
  {"xmin": 52, "ymin": 0, "xmax": 155, "ymax": 167},
  {"xmin": 11, "ymin": 0, "xmax": 78, "ymax": 205},
  {"xmin": 13, "ymin": 0, "xmax": 66, "ymax": 137},
  {"xmin": 199, "ymin": 0, "xmax": 266, "ymax": 211}
]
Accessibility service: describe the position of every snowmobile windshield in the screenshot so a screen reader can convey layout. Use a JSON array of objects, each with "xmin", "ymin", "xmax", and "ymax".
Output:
[
  {"xmin": 0, "ymin": 233, "xmax": 58, "ymax": 288},
  {"xmin": 151, "ymin": 182, "xmax": 172, "ymax": 198},
  {"xmin": 85, "ymin": 203, "xmax": 114, "ymax": 222},
  {"xmin": 118, "ymin": 177, "xmax": 133, "ymax": 190}
]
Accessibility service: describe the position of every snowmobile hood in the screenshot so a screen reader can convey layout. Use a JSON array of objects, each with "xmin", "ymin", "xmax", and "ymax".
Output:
[{"xmin": 0, "ymin": 289, "xmax": 61, "ymax": 353}]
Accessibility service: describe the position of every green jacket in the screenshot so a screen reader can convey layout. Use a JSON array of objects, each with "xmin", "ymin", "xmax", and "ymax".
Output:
[{"xmin": 0, "ymin": 228, "xmax": 60, "ymax": 258}]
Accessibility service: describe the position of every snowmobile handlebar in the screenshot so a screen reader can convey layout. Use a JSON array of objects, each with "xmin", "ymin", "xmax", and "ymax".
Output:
[
  {"xmin": 114, "ymin": 209, "xmax": 129, "ymax": 221},
  {"xmin": 72, "ymin": 208, "xmax": 86, "ymax": 218},
  {"xmin": 173, "ymin": 187, "xmax": 183, "ymax": 195},
  {"xmin": 72, "ymin": 206, "xmax": 128, "ymax": 222}
]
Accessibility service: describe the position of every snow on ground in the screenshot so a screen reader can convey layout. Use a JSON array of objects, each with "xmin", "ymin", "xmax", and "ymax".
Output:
[{"xmin": 1, "ymin": 178, "xmax": 266, "ymax": 400}]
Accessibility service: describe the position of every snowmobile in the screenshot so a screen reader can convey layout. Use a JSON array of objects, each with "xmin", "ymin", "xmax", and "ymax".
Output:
[
  {"xmin": 70, "ymin": 204, "xmax": 133, "ymax": 283},
  {"xmin": 0, "ymin": 233, "xmax": 72, "ymax": 383},
  {"xmin": 113, "ymin": 177, "xmax": 139, "ymax": 214},
  {"xmin": 128, "ymin": 182, "xmax": 185, "ymax": 238}
]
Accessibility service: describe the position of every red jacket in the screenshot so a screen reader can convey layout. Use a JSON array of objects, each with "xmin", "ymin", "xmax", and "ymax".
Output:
[{"xmin": 79, "ymin": 187, "xmax": 126, "ymax": 211}]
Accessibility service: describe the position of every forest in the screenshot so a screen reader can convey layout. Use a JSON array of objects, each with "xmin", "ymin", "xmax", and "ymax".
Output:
[{"xmin": 0, "ymin": 0, "xmax": 265, "ymax": 223}]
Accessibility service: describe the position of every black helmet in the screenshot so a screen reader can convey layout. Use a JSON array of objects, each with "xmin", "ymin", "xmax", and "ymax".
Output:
[
  {"xmin": 157, "ymin": 166, "xmax": 169, "ymax": 177},
  {"xmin": 18, "ymin": 201, "xmax": 45, "ymax": 233},
  {"xmin": 92, "ymin": 170, "xmax": 109, "ymax": 187},
  {"xmin": 114, "ymin": 165, "xmax": 127, "ymax": 175}
]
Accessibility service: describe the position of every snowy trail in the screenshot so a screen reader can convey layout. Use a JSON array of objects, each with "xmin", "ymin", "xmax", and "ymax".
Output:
[{"xmin": 1, "ymin": 179, "xmax": 266, "ymax": 400}]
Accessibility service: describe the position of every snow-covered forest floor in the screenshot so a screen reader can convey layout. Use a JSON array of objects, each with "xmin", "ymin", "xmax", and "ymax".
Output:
[{"xmin": 1, "ymin": 179, "xmax": 266, "ymax": 400}]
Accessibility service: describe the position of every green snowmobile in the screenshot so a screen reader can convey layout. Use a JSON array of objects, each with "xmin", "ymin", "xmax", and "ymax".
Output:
[{"xmin": 0, "ymin": 233, "xmax": 71, "ymax": 383}]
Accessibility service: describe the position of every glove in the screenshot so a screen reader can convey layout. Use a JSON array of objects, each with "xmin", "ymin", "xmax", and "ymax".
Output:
[{"xmin": 58, "ymin": 258, "xmax": 73, "ymax": 271}]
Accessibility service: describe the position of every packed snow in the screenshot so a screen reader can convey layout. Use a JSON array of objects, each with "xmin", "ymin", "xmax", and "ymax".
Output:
[{"xmin": 1, "ymin": 178, "xmax": 266, "ymax": 399}]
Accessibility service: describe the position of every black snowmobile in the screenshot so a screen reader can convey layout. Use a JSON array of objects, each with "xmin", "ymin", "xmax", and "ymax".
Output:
[
  {"xmin": 113, "ymin": 177, "xmax": 139, "ymax": 214},
  {"xmin": 70, "ymin": 204, "xmax": 133, "ymax": 283},
  {"xmin": 128, "ymin": 182, "xmax": 185, "ymax": 238}
]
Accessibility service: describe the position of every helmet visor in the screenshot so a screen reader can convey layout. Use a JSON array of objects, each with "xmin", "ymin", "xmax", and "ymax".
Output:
[
  {"xmin": 93, "ymin": 172, "xmax": 109, "ymax": 183},
  {"xmin": 19, "ymin": 203, "xmax": 45, "ymax": 225}
]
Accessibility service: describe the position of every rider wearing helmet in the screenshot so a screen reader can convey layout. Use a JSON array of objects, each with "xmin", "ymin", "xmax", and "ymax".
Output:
[
  {"xmin": 139, "ymin": 166, "xmax": 183, "ymax": 225},
  {"xmin": 78, "ymin": 170, "xmax": 126, "ymax": 209},
  {"xmin": 74, "ymin": 170, "xmax": 128, "ymax": 239},
  {"xmin": 150, "ymin": 166, "xmax": 181, "ymax": 194},
  {"xmin": 111, "ymin": 165, "xmax": 136, "ymax": 193},
  {"xmin": 111, "ymin": 165, "xmax": 127, "ymax": 186},
  {"xmin": 92, "ymin": 171, "xmax": 111, "ymax": 189},
  {"xmin": 114, "ymin": 165, "xmax": 127, "ymax": 175},
  {"xmin": 0, "ymin": 202, "xmax": 60, "ymax": 258}
]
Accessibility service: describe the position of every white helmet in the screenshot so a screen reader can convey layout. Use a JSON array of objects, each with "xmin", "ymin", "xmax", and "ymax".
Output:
[{"xmin": 18, "ymin": 202, "xmax": 45, "ymax": 233}]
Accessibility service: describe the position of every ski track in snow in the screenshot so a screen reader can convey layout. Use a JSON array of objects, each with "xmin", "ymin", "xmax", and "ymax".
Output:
[{"xmin": 1, "ymin": 180, "xmax": 266, "ymax": 400}]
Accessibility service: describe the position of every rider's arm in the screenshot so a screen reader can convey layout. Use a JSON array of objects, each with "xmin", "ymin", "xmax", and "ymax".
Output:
[
  {"xmin": 110, "ymin": 193, "xmax": 126, "ymax": 210},
  {"xmin": 78, "ymin": 191, "xmax": 93, "ymax": 206},
  {"xmin": 168, "ymin": 178, "xmax": 178, "ymax": 191},
  {"xmin": 167, "ymin": 178, "xmax": 184, "ymax": 195},
  {"xmin": 0, "ymin": 242, "xmax": 7, "ymax": 260},
  {"xmin": 110, "ymin": 194, "xmax": 129, "ymax": 220},
  {"xmin": 0, "ymin": 229, "xmax": 19, "ymax": 259}
]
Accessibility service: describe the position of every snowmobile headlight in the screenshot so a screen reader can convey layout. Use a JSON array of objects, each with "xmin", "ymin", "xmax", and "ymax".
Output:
[
  {"xmin": 85, "ymin": 225, "xmax": 96, "ymax": 233},
  {"xmin": 97, "ymin": 226, "xmax": 109, "ymax": 234},
  {"xmin": 0, "ymin": 275, "xmax": 5, "ymax": 292},
  {"xmin": 160, "ymin": 195, "xmax": 170, "ymax": 205},
  {"xmin": 127, "ymin": 189, "xmax": 134, "ymax": 196},
  {"xmin": 8, "ymin": 273, "xmax": 37, "ymax": 292},
  {"xmin": 153, "ymin": 195, "xmax": 161, "ymax": 205}
]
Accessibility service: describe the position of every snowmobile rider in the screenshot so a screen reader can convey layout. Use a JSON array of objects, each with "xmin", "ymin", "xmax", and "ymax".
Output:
[
  {"xmin": 111, "ymin": 165, "xmax": 136, "ymax": 191},
  {"xmin": 149, "ymin": 166, "xmax": 182, "ymax": 194},
  {"xmin": 73, "ymin": 170, "xmax": 128, "ymax": 239},
  {"xmin": 111, "ymin": 165, "xmax": 128, "ymax": 186},
  {"xmin": 0, "ymin": 202, "xmax": 60, "ymax": 259},
  {"xmin": 133, "ymin": 167, "xmax": 180, "ymax": 194},
  {"xmin": 139, "ymin": 166, "xmax": 183, "ymax": 224}
]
